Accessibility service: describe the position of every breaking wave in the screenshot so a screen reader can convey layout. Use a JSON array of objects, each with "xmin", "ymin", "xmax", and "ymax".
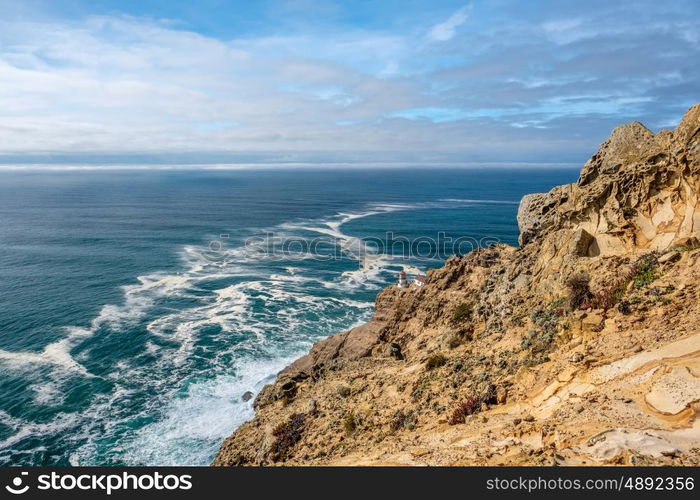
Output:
[{"xmin": 0, "ymin": 197, "xmax": 510, "ymax": 465}]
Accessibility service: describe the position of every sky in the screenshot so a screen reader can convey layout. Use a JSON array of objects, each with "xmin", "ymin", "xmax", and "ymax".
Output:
[{"xmin": 0, "ymin": 0, "xmax": 698, "ymax": 165}]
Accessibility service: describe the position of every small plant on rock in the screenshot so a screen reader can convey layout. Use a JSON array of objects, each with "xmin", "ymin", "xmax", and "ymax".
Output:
[
  {"xmin": 448, "ymin": 396, "xmax": 480, "ymax": 425},
  {"xmin": 521, "ymin": 328, "xmax": 554, "ymax": 353},
  {"xmin": 445, "ymin": 328, "xmax": 472, "ymax": 349},
  {"xmin": 672, "ymin": 240, "xmax": 700, "ymax": 253},
  {"xmin": 343, "ymin": 412, "xmax": 357, "ymax": 435},
  {"xmin": 270, "ymin": 413, "xmax": 307, "ymax": 462},
  {"xmin": 632, "ymin": 253, "xmax": 660, "ymax": 289},
  {"xmin": 446, "ymin": 333, "xmax": 463, "ymax": 349},
  {"xmin": 566, "ymin": 273, "xmax": 592, "ymax": 310},
  {"xmin": 425, "ymin": 353, "xmax": 447, "ymax": 370},
  {"xmin": 390, "ymin": 410, "xmax": 418, "ymax": 432},
  {"xmin": 530, "ymin": 308, "xmax": 560, "ymax": 335},
  {"xmin": 452, "ymin": 303, "xmax": 472, "ymax": 322},
  {"xmin": 617, "ymin": 300, "xmax": 632, "ymax": 315}
]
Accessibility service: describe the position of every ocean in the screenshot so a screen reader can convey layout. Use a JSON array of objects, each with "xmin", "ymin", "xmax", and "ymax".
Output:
[{"xmin": 0, "ymin": 167, "xmax": 578, "ymax": 465}]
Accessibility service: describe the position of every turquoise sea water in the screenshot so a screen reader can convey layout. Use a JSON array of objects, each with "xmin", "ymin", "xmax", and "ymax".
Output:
[{"xmin": 0, "ymin": 167, "xmax": 577, "ymax": 465}]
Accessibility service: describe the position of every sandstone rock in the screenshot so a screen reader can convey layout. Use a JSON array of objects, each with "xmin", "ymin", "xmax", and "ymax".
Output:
[
  {"xmin": 658, "ymin": 251, "xmax": 681, "ymax": 264},
  {"xmin": 279, "ymin": 380, "xmax": 297, "ymax": 400},
  {"xmin": 283, "ymin": 321, "xmax": 383, "ymax": 377},
  {"xmin": 672, "ymin": 236, "xmax": 700, "ymax": 249},
  {"xmin": 496, "ymin": 386, "xmax": 508, "ymax": 405},
  {"xmin": 581, "ymin": 312, "xmax": 605, "ymax": 333},
  {"xmin": 305, "ymin": 399, "xmax": 317, "ymax": 414},
  {"xmin": 570, "ymin": 352, "xmax": 585, "ymax": 363},
  {"xmin": 578, "ymin": 121, "xmax": 657, "ymax": 186},
  {"xmin": 517, "ymin": 185, "xmax": 572, "ymax": 245},
  {"xmin": 569, "ymin": 228, "xmax": 596, "ymax": 257},
  {"xmin": 241, "ymin": 391, "xmax": 254, "ymax": 402},
  {"xmin": 645, "ymin": 366, "xmax": 700, "ymax": 415},
  {"xmin": 516, "ymin": 104, "xmax": 700, "ymax": 257}
]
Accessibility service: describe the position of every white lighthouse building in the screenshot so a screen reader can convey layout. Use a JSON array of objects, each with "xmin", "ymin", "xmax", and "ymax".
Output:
[{"xmin": 397, "ymin": 270, "xmax": 408, "ymax": 288}]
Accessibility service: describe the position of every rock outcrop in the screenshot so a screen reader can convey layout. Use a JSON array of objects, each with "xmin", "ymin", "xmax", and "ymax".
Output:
[
  {"xmin": 213, "ymin": 104, "xmax": 700, "ymax": 467},
  {"xmin": 517, "ymin": 104, "xmax": 700, "ymax": 256}
]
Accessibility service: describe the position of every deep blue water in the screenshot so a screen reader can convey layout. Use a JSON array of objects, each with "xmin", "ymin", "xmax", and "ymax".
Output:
[{"xmin": 0, "ymin": 167, "xmax": 578, "ymax": 465}]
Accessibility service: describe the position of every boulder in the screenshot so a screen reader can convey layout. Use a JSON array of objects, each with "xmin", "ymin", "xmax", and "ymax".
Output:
[
  {"xmin": 517, "ymin": 185, "xmax": 573, "ymax": 245},
  {"xmin": 569, "ymin": 228, "xmax": 596, "ymax": 257},
  {"xmin": 387, "ymin": 342, "xmax": 404, "ymax": 360},
  {"xmin": 282, "ymin": 321, "xmax": 383, "ymax": 378}
]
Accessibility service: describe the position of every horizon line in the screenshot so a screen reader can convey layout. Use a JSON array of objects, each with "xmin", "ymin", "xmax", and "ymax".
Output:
[{"xmin": 0, "ymin": 161, "xmax": 582, "ymax": 171}]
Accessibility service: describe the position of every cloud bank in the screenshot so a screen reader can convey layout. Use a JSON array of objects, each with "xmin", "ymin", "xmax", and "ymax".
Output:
[{"xmin": 0, "ymin": 0, "xmax": 698, "ymax": 164}]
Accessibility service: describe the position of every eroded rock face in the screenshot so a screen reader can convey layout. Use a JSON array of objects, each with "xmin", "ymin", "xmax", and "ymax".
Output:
[
  {"xmin": 517, "ymin": 185, "xmax": 573, "ymax": 245},
  {"xmin": 213, "ymin": 104, "xmax": 700, "ymax": 467},
  {"xmin": 281, "ymin": 321, "xmax": 384, "ymax": 380},
  {"xmin": 578, "ymin": 121, "xmax": 657, "ymax": 186},
  {"xmin": 518, "ymin": 104, "xmax": 700, "ymax": 257}
]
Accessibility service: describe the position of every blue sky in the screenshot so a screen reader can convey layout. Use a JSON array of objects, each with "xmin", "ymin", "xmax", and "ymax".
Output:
[{"xmin": 0, "ymin": 0, "xmax": 698, "ymax": 164}]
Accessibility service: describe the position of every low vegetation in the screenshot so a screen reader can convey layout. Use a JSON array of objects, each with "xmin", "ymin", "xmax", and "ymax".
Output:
[
  {"xmin": 632, "ymin": 254, "xmax": 660, "ymax": 289},
  {"xmin": 519, "ymin": 303, "xmax": 562, "ymax": 365},
  {"xmin": 566, "ymin": 273, "xmax": 592, "ymax": 310},
  {"xmin": 452, "ymin": 303, "xmax": 472, "ymax": 322},
  {"xmin": 670, "ymin": 238, "xmax": 700, "ymax": 253},
  {"xmin": 571, "ymin": 253, "xmax": 661, "ymax": 312},
  {"xmin": 521, "ymin": 328, "xmax": 554, "ymax": 354},
  {"xmin": 270, "ymin": 413, "xmax": 307, "ymax": 462},
  {"xmin": 343, "ymin": 412, "xmax": 357, "ymax": 435},
  {"xmin": 448, "ymin": 396, "xmax": 481, "ymax": 425},
  {"xmin": 425, "ymin": 353, "xmax": 447, "ymax": 370},
  {"xmin": 390, "ymin": 409, "xmax": 417, "ymax": 432}
]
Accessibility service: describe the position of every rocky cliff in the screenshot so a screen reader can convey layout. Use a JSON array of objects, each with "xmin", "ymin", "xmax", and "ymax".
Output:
[{"xmin": 213, "ymin": 104, "xmax": 700, "ymax": 466}]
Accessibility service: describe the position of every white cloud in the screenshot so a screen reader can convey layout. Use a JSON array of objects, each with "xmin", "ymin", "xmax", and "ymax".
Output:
[
  {"xmin": 429, "ymin": 5, "xmax": 471, "ymax": 42},
  {"xmin": 0, "ymin": 15, "xmax": 426, "ymax": 153},
  {"xmin": 0, "ymin": 3, "xmax": 697, "ymax": 164}
]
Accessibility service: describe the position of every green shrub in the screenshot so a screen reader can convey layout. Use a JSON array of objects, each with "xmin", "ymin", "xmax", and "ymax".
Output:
[
  {"xmin": 617, "ymin": 300, "xmax": 631, "ymax": 315},
  {"xmin": 425, "ymin": 353, "xmax": 447, "ymax": 370},
  {"xmin": 390, "ymin": 410, "xmax": 417, "ymax": 431},
  {"xmin": 530, "ymin": 308, "xmax": 559, "ymax": 335},
  {"xmin": 343, "ymin": 413, "xmax": 357, "ymax": 434},
  {"xmin": 571, "ymin": 253, "xmax": 661, "ymax": 311},
  {"xmin": 452, "ymin": 303, "xmax": 472, "ymax": 322},
  {"xmin": 521, "ymin": 328, "xmax": 554, "ymax": 353},
  {"xmin": 523, "ymin": 353, "xmax": 550, "ymax": 367},
  {"xmin": 632, "ymin": 253, "xmax": 660, "ymax": 289},
  {"xmin": 633, "ymin": 269, "xmax": 659, "ymax": 288},
  {"xmin": 520, "ymin": 304, "xmax": 561, "ymax": 359}
]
